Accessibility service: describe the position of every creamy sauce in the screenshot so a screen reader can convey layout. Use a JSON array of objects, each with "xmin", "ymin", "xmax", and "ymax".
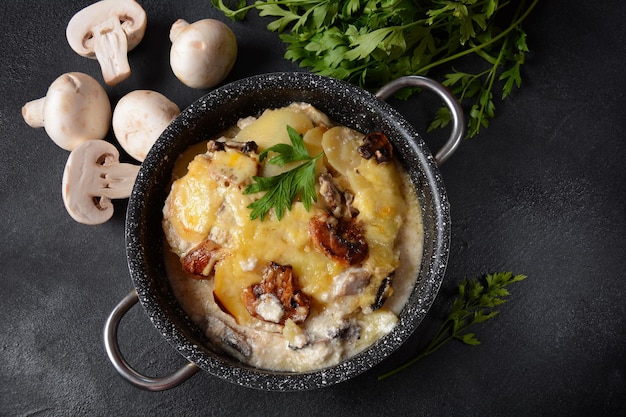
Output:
[{"xmin": 162, "ymin": 103, "xmax": 424, "ymax": 372}]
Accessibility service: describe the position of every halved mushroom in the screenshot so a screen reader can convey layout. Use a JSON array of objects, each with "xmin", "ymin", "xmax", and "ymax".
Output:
[
  {"xmin": 62, "ymin": 139, "xmax": 139, "ymax": 225},
  {"xmin": 22, "ymin": 72, "xmax": 111, "ymax": 151},
  {"xmin": 66, "ymin": 0, "xmax": 147, "ymax": 86},
  {"xmin": 112, "ymin": 90, "xmax": 180, "ymax": 161}
]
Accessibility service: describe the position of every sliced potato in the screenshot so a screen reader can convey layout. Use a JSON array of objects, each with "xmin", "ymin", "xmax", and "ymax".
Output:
[
  {"xmin": 235, "ymin": 108, "xmax": 314, "ymax": 151},
  {"xmin": 321, "ymin": 126, "xmax": 363, "ymax": 176}
]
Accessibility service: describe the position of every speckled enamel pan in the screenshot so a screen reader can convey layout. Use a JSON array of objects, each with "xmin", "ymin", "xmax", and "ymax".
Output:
[{"xmin": 104, "ymin": 72, "xmax": 465, "ymax": 391}]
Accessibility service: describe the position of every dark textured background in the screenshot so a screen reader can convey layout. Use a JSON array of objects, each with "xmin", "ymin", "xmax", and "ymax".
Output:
[{"xmin": 1, "ymin": 1, "xmax": 625, "ymax": 416}]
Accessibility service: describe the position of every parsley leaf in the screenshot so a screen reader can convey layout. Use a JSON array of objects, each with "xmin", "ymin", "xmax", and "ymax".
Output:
[
  {"xmin": 378, "ymin": 271, "xmax": 527, "ymax": 380},
  {"xmin": 213, "ymin": 0, "xmax": 539, "ymax": 138},
  {"xmin": 243, "ymin": 125, "xmax": 323, "ymax": 221}
]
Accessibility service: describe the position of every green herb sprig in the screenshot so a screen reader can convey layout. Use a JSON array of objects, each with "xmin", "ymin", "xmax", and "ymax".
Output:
[
  {"xmin": 213, "ymin": 0, "xmax": 538, "ymax": 138},
  {"xmin": 379, "ymin": 271, "xmax": 527, "ymax": 380},
  {"xmin": 244, "ymin": 125, "xmax": 323, "ymax": 221}
]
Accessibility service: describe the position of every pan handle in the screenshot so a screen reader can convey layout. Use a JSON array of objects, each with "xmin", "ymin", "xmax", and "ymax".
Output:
[
  {"xmin": 375, "ymin": 76, "xmax": 465, "ymax": 165},
  {"xmin": 103, "ymin": 290, "xmax": 200, "ymax": 391}
]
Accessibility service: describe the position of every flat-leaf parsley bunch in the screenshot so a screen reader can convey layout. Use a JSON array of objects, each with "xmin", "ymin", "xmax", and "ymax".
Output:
[{"xmin": 213, "ymin": 0, "xmax": 539, "ymax": 138}]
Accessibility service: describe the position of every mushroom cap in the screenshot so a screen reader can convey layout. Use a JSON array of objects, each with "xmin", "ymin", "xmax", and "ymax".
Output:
[
  {"xmin": 22, "ymin": 72, "xmax": 112, "ymax": 151},
  {"xmin": 66, "ymin": 0, "xmax": 147, "ymax": 58},
  {"xmin": 112, "ymin": 90, "xmax": 180, "ymax": 161},
  {"xmin": 169, "ymin": 19, "xmax": 238, "ymax": 89},
  {"xmin": 62, "ymin": 139, "xmax": 139, "ymax": 225}
]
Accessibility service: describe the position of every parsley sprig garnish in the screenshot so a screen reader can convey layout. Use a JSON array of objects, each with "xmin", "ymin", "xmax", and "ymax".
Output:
[
  {"xmin": 244, "ymin": 125, "xmax": 323, "ymax": 221},
  {"xmin": 379, "ymin": 271, "xmax": 527, "ymax": 380},
  {"xmin": 213, "ymin": 0, "xmax": 538, "ymax": 138}
]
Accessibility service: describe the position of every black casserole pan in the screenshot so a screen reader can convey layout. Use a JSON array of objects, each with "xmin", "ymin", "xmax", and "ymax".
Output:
[{"xmin": 104, "ymin": 72, "xmax": 464, "ymax": 391}]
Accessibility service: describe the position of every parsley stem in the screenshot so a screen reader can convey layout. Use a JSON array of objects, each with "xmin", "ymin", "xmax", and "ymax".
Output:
[
  {"xmin": 416, "ymin": 0, "xmax": 539, "ymax": 75},
  {"xmin": 377, "ymin": 325, "xmax": 454, "ymax": 380},
  {"xmin": 470, "ymin": 36, "xmax": 507, "ymax": 135},
  {"xmin": 378, "ymin": 317, "xmax": 482, "ymax": 380},
  {"xmin": 217, "ymin": 0, "xmax": 325, "ymax": 18},
  {"xmin": 378, "ymin": 351, "xmax": 428, "ymax": 380}
]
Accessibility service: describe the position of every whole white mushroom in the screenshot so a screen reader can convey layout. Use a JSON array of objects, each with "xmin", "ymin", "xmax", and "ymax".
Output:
[
  {"xmin": 112, "ymin": 90, "xmax": 180, "ymax": 161},
  {"xmin": 22, "ymin": 72, "xmax": 111, "ymax": 151},
  {"xmin": 169, "ymin": 19, "xmax": 238, "ymax": 89}
]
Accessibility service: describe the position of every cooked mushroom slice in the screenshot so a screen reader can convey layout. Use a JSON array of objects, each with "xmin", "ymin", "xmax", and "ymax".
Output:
[
  {"xmin": 287, "ymin": 102, "xmax": 334, "ymax": 128},
  {"xmin": 243, "ymin": 262, "xmax": 310, "ymax": 325},
  {"xmin": 371, "ymin": 274, "xmax": 394, "ymax": 311},
  {"xmin": 62, "ymin": 140, "xmax": 139, "ymax": 225},
  {"xmin": 357, "ymin": 132, "xmax": 393, "ymax": 164},
  {"xmin": 112, "ymin": 90, "xmax": 180, "ymax": 162},
  {"xmin": 205, "ymin": 144, "xmax": 259, "ymax": 187},
  {"xmin": 318, "ymin": 173, "xmax": 343, "ymax": 218},
  {"xmin": 304, "ymin": 311, "xmax": 361, "ymax": 343},
  {"xmin": 329, "ymin": 267, "xmax": 371, "ymax": 299},
  {"xmin": 206, "ymin": 140, "xmax": 225, "ymax": 153},
  {"xmin": 206, "ymin": 317, "xmax": 251, "ymax": 361},
  {"xmin": 22, "ymin": 72, "xmax": 111, "ymax": 151},
  {"xmin": 223, "ymin": 140, "xmax": 259, "ymax": 154},
  {"xmin": 207, "ymin": 139, "xmax": 258, "ymax": 155},
  {"xmin": 318, "ymin": 173, "xmax": 359, "ymax": 219},
  {"xmin": 66, "ymin": 0, "xmax": 147, "ymax": 85},
  {"xmin": 309, "ymin": 215, "xmax": 369, "ymax": 266},
  {"xmin": 181, "ymin": 239, "xmax": 223, "ymax": 278},
  {"xmin": 343, "ymin": 191, "xmax": 359, "ymax": 218},
  {"xmin": 329, "ymin": 318, "xmax": 361, "ymax": 340}
]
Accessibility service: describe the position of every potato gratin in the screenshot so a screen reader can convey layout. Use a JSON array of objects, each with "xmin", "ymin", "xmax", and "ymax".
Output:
[{"xmin": 162, "ymin": 103, "xmax": 423, "ymax": 372}]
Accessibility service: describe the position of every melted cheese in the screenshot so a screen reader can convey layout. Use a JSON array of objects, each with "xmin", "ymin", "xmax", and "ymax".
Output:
[{"xmin": 162, "ymin": 103, "xmax": 424, "ymax": 372}]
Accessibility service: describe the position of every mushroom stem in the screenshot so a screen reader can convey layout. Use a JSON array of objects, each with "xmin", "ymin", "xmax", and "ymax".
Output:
[
  {"xmin": 92, "ymin": 17, "xmax": 131, "ymax": 86},
  {"xmin": 169, "ymin": 19, "xmax": 189, "ymax": 42},
  {"xmin": 96, "ymin": 161, "xmax": 139, "ymax": 199},
  {"xmin": 21, "ymin": 97, "xmax": 46, "ymax": 128}
]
